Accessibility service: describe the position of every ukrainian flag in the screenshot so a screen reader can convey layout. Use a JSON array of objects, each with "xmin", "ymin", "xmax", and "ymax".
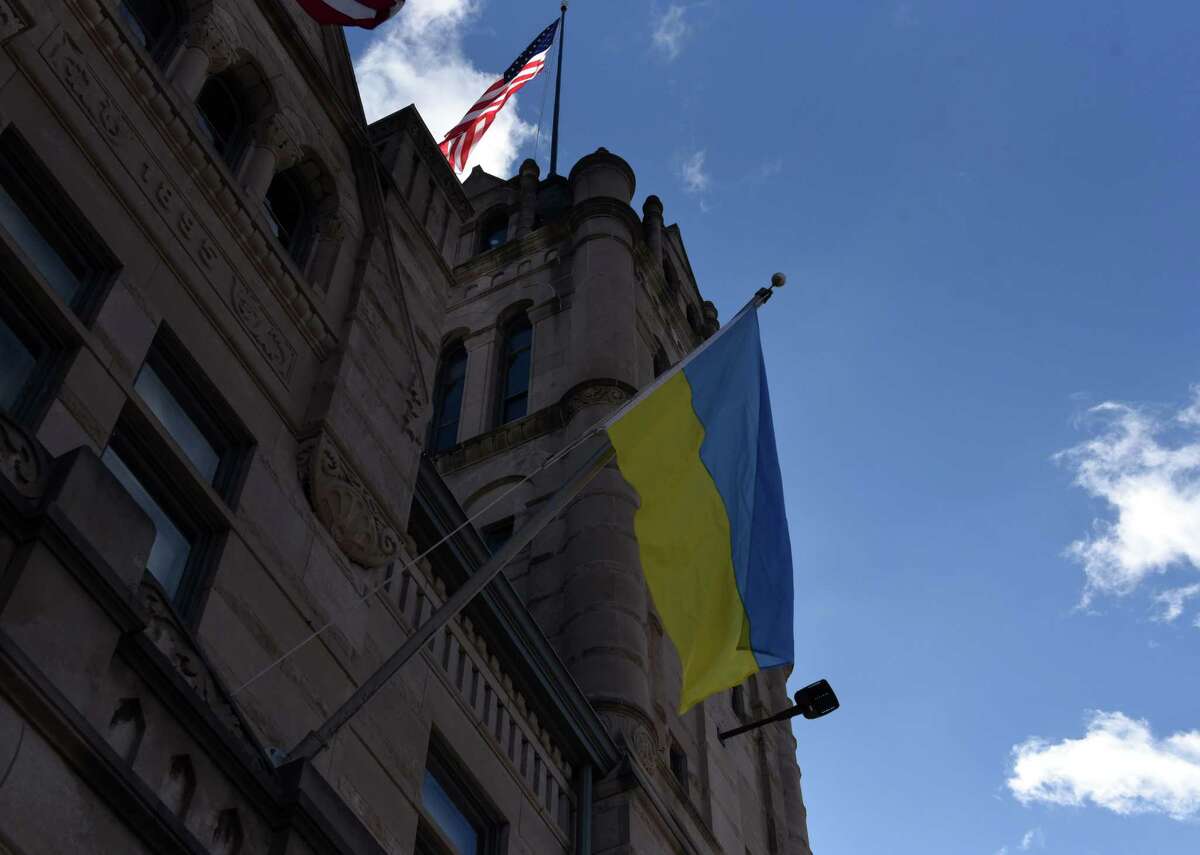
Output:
[{"xmin": 607, "ymin": 305, "xmax": 794, "ymax": 712}]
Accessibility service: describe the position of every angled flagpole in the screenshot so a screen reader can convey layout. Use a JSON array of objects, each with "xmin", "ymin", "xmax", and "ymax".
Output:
[
  {"xmin": 283, "ymin": 273, "xmax": 788, "ymax": 763},
  {"xmin": 548, "ymin": 1, "xmax": 568, "ymax": 176}
]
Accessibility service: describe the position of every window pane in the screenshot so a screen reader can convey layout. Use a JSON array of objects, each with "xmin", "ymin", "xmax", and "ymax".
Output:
[
  {"xmin": 196, "ymin": 77, "xmax": 242, "ymax": 162},
  {"xmin": 504, "ymin": 349, "xmax": 530, "ymax": 399},
  {"xmin": 422, "ymin": 770, "xmax": 479, "ymax": 855},
  {"xmin": 0, "ymin": 181, "xmax": 83, "ymax": 304},
  {"xmin": 502, "ymin": 394, "xmax": 527, "ymax": 424},
  {"xmin": 102, "ymin": 447, "xmax": 192, "ymax": 598},
  {"xmin": 134, "ymin": 363, "xmax": 221, "ymax": 483},
  {"xmin": 118, "ymin": 0, "xmax": 173, "ymax": 53},
  {"xmin": 0, "ymin": 312, "xmax": 35, "ymax": 412}
]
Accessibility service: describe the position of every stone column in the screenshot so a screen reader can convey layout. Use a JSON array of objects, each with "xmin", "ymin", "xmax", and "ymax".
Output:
[
  {"xmin": 557, "ymin": 148, "xmax": 656, "ymax": 759},
  {"xmin": 240, "ymin": 110, "xmax": 303, "ymax": 200},
  {"xmin": 642, "ymin": 194, "xmax": 664, "ymax": 267},
  {"xmin": 458, "ymin": 327, "xmax": 497, "ymax": 441},
  {"xmin": 516, "ymin": 158, "xmax": 540, "ymax": 237},
  {"xmin": 169, "ymin": 7, "xmax": 238, "ymax": 101}
]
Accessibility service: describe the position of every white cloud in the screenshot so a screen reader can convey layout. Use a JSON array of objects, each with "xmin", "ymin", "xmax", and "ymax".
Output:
[
  {"xmin": 354, "ymin": 0, "xmax": 537, "ymax": 176},
  {"xmin": 1153, "ymin": 583, "xmax": 1200, "ymax": 623},
  {"xmin": 1008, "ymin": 711, "xmax": 1200, "ymax": 820},
  {"xmin": 1019, "ymin": 827, "xmax": 1044, "ymax": 850},
  {"xmin": 679, "ymin": 149, "xmax": 710, "ymax": 194},
  {"xmin": 652, "ymin": 5, "xmax": 689, "ymax": 61},
  {"xmin": 1056, "ymin": 387, "xmax": 1200, "ymax": 604}
]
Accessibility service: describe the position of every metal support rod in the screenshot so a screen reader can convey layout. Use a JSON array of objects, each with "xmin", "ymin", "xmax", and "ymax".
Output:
[
  {"xmin": 718, "ymin": 703, "xmax": 805, "ymax": 743},
  {"xmin": 285, "ymin": 436, "xmax": 616, "ymax": 763},
  {"xmin": 548, "ymin": 1, "xmax": 567, "ymax": 176}
]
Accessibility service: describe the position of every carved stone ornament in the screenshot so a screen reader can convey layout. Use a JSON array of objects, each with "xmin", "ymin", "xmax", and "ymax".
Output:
[
  {"xmin": 561, "ymin": 380, "xmax": 634, "ymax": 423},
  {"xmin": 136, "ymin": 580, "xmax": 256, "ymax": 750},
  {"xmin": 0, "ymin": 0, "xmax": 31, "ymax": 44},
  {"xmin": 259, "ymin": 110, "xmax": 303, "ymax": 172},
  {"xmin": 0, "ymin": 413, "xmax": 48, "ymax": 499},
  {"xmin": 188, "ymin": 7, "xmax": 238, "ymax": 73},
  {"xmin": 297, "ymin": 432, "xmax": 401, "ymax": 569}
]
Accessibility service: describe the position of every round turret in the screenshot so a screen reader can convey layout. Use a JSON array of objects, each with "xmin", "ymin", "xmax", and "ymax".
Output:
[{"xmin": 568, "ymin": 147, "xmax": 636, "ymax": 205}]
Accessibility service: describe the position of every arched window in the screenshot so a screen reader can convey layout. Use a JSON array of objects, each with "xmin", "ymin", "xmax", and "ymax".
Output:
[
  {"xmin": 118, "ymin": 0, "xmax": 181, "ymax": 63},
  {"xmin": 496, "ymin": 314, "xmax": 532, "ymax": 425},
  {"xmin": 263, "ymin": 167, "xmax": 314, "ymax": 264},
  {"xmin": 478, "ymin": 211, "xmax": 509, "ymax": 253},
  {"xmin": 430, "ymin": 343, "xmax": 468, "ymax": 453},
  {"xmin": 196, "ymin": 71, "xmax": 248, "ymax": 166},
  {"xmin": 653, "ymin": 346, "xmax": 670, "ymax": 379}
]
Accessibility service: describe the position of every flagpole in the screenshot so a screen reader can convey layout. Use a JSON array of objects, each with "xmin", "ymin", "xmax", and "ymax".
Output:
[
  {"xmin": 548, "ymin": 1, "xmax": 568, "ymax": 176},
  {"xmin": 284, "ymin": 433, "xmax": 615, "ymax": 764},
  {"xmin": 281, "ymin": 272, "xmax": 786, "ymax": 764}
]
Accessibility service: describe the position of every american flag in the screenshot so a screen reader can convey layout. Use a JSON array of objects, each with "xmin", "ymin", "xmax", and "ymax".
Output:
[
  {"xmin": 295, "ymin": 0, "xmax": 403, "ymax": 30},
  {"xmin": 439, "ymin": 20, "xmax": 560, "ymax": 173}
]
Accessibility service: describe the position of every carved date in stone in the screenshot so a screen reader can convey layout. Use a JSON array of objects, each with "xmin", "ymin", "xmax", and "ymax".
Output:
[
  {"xmin": 297, "ymin": 433, "xmax": 400, "ymax": 569},
  {"xmin": 0, "ymin": 413, "xmax": 48, "ymax": 499},
  {"xmin": 0, "ymin": 0, "xmax": 31, "ymax": 44}
]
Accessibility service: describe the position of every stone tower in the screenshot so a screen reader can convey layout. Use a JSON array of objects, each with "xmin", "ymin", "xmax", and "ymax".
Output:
[{"xmin": 430, "ymin": 148, "xmax": 814, "ymax": 854}]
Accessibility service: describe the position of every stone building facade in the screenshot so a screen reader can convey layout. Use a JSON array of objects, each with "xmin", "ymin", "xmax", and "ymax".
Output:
[{"xmin": 0, "ymin": 1, "xmax": 813, "ymax": 853}]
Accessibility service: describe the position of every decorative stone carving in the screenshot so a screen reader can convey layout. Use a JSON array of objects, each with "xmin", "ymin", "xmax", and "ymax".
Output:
[
  {"xmin": 136, "ymin": 580, "xmax": 254, "ymax": 749},
  {"xmin": 297, "ymin": 432, "xmax": 401, "ymax": 569},
  {"xmin": 258, "ymin": 110, "xmax": 303, "ymax": 172},
  {"xmin": 0, "ymin": 413, "xmax": 48, "ymax": 499},
  {"xmin": 230, "ymin": 279, "xmax": 297, "ymax": 382},
  {"xmin": 561, "ymin": 380, "xmax": 634, "ymax": 423},
  {"xmin": 188, "ymin": 7, "xmax": 239, "ymax": 74},
  {"xmin": 0, "ymin": 0, "xmax": 31, "ymax": 44}
]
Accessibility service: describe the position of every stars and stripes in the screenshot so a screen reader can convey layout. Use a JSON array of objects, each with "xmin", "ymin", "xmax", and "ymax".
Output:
[
  {"xmin": 439, "ymin": 20, "xmax": 560, "ymax": 173},
  {"xmin": 294, "ymin": 0, "xmax": 403, "ymax": 30}
]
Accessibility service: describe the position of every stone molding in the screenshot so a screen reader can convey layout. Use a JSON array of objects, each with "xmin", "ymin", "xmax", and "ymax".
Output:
[
  {"xmin": 256, "ymin": 108, "xmax": 304, "ymax": 171},
  {"xmin": 297, "ymin": 430, "xmax": 401, "ymax": 569},
  {"xmin": 0, "ymin": 413, "xmax": 49, "ymax": 500},
  {"xmin": 435, "ymin": 380, "xmax": 635, "ymax": 474},
  {"xmin": 63, "ymin": 0, "xmax": 339, "ymax": 362},
  {"xmin": 136, "ymin": 578, "xmax": 258, "ymax": 752},
  {"xmin": 0, "ymin": 0, "xmax": 31, "ymax": 44}
]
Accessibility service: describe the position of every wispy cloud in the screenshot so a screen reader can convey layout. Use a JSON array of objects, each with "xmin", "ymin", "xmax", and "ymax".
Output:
[
  {"xmin": 1019, "ymin": 827, "xmax": 1045, "ymax": 850},
  {"xmin": 1007, "ymin": 711, "xmax": 1200, "ymax": 820},
  {"xmin": 652, "ymin": 5, "xmax": 689, "ymax": 61},
  {"xmin": 1154, "ymin": 583, "xmax": 1200, "ymax": 623},
  {"xmin": 1055, "ymin": 386, "xmax": 1200, "ymax": 606},
  {"xmin": 678, "ymin": 149, "xmax": 710, "ymax": 194},
  {"xmin": 355, "ymin": 0, "xmax": 536, "ymax": 176}
]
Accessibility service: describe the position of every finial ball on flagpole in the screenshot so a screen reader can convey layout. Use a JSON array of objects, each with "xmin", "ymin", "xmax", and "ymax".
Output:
[{"xmin": 771, "ymin": 272, "xmax": 787, "ymax": 289}]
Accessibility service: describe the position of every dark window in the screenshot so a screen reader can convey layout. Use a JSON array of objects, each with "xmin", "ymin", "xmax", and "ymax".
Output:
[
  {"xmin": 117, "ymin": 0, "xmax": 181, "ymax": 62},
  {"xmin": 263, "ymin": 167, "xmax": 315, "ymax": 264},
  {"xmin": 0, "ymin": 310, "xmax": 37, "ymax": 414},
  {"xmin": 669, "ymin": 742, "xmax": 689, "ymax": 795},
  {"xmin": 652, "ymin": 347, "xmax": 670, "ymax": 379},
  {"xmin": 419, "ymin": 740, "xmax": 503, "ymax": 855},
  {"xmin": 481, "ymin": 518, "xmax": 513, "ymax": 555},
  {"xmin": 496, "ymin": 315, "xmax": 531, "ymax": 426},
  {"xmin": 478, "ymin": 212, "xmax": 508, "ymax": 253},
  {"xmin": 430, "ymin": 343, "xmax": 468, "ymax": 453},
  {"xmin": 0, "ymin": 130, "xmax": 113, "ymax": 316},
  {"xmin": 102, "ymin": 441, "xmax": 196, "ymax": 599},
  {"xmin": 134, "ymin": 329, "xmax": 252, "ymax": 501},
  {"xmin": 196, "ymin": 73, "xmax": 248, "ymax": 167}
]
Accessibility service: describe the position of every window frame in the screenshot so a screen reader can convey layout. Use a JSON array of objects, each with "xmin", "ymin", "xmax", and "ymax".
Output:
[
  {"xmin": 135, "ymin": 326, "xmax": 255, "ymax": 506},
  {"xmin": 0, "ymin": 129, "xmax": 118, "ymax": 325},
  {"xmin": 494, "ymin": 314, "xmax": 532, "ymax": 428},
  {"xmin": 418, "ymin": 735, "xmax": 507, "ymax": 855},
  {"xmin": 116, "ymin": 0, "xmax": 184, "ymax": 67},
  {"xmin": 0, "ymin": 275, "xmax": 71, "ymax": 428},
  {"xmin": 102, "ymin": 418, "xmax": 228, "ymax": 620},
  {"xmin": 430, "ymin": 341, "xmax": 468, "ymax": 453},
  {"xmin": 195, "ymin": 73, "xmax": 250, "ymax": 169},
  {"xmin": 263, "ymin": 167, "xmax": 317, "ymax": 267},
  {"xmin": 476, "ymin": 210, "xmax": 510, "ymax": 255}
]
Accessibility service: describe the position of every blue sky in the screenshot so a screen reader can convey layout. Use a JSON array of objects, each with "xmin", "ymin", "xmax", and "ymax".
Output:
[{"xmin": 347, "ymin": 2, "xmax": 1200, "ymax": 851}]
